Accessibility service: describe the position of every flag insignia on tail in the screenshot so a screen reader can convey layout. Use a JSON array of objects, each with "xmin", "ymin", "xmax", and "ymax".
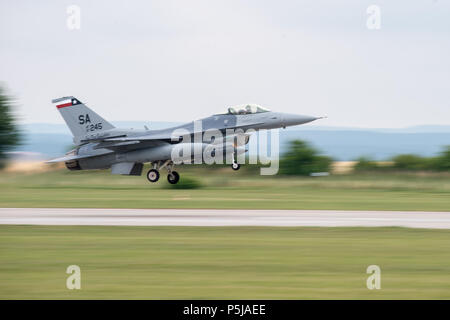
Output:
[{"xmin": 56, "ymin": 98, "xmax": 82, "ymax": 109}]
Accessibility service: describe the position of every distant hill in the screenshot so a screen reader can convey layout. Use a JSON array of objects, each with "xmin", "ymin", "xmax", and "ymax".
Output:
[
  {"xmin": 281, "ymin": 129, "xmax": 449, "ymax": 160},
  {"xmin": 13, "ymin": 122, "xmax": 450, "ymax": 160}
]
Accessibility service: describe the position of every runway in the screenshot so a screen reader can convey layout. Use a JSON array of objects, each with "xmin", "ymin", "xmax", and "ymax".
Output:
[{"xmin": 1, "ymin": 208, "xmax": 450, "ymax": 229}]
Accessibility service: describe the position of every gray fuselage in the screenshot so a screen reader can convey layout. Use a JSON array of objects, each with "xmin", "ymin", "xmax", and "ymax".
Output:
[{"xmin": 66, "ymin": 110, "xmax": 319, "ymax": 174}]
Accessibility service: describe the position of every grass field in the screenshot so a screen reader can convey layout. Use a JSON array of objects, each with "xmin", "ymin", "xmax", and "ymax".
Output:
[
  {"xmin": 1, "ymin": 168, "xmax": 449, "ymax": 299},
  {"xmin": 1, "ymin": 225, "xmax": 450, "ymax": 299},
  {"xmin": 0, "ymin": 167, "xmax": 449, "ymax": 211}
]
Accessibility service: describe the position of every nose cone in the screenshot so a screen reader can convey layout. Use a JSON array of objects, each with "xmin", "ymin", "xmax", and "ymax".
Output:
[{"xmin": 282, "ymin": 113, "xmax": 320, "ymax": 127}]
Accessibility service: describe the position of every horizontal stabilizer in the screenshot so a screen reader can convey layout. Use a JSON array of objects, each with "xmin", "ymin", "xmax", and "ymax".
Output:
[{"xmin": 46, "ymin": 151, "xmax": 113, "ymax": 163}]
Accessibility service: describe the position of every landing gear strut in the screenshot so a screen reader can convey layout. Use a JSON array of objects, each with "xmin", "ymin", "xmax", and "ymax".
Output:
[
  {"xmin": 165, "ymin": 161, "xmax": 180, "ymax": 184},
  {"xmin": 231, "ymin": 151, "xmax": 241, "ymax": 171},
  {"xmin": 146, "ymin": 160, "xmax": 180, "ymax": 184}
]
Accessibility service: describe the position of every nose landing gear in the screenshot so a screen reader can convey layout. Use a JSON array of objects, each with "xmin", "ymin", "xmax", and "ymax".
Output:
[
  {"xmin": 231, "ymin": 162, "xmax": 240, "ymax": 170},
  {"xmin": 231, "ymin": 150, "xmax": 241, "ymax": 170}
]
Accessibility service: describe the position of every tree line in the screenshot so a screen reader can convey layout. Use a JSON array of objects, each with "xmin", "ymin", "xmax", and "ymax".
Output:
[{"xmin": 280, "ymin": 140, "xmax": 450, "ymax": 175}]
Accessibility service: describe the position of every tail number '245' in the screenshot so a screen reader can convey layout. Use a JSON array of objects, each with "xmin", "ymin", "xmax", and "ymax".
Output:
[{"xmin": 85, "ymin": 123, "xmax": 102, "ymax": 132}]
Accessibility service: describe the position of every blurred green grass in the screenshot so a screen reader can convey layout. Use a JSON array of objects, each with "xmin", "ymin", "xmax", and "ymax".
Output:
[
  {"xmin": 0, "ymin": 167, "xmax": 449, "ymax": 210},
  {"xmin": 1, "ymin": 225, "xmax": 450, "ymax": 299}
]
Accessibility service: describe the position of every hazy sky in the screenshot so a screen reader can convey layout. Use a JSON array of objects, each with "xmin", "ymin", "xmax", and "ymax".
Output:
[{"xmin": 1, "ymin": 0, "xmax": 449, "ymax": 128}]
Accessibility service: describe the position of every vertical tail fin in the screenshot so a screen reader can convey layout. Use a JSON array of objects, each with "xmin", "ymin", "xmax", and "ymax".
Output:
[{"xmin": 51, "ymin": 96, "xmax": 115, "ymax": 137}]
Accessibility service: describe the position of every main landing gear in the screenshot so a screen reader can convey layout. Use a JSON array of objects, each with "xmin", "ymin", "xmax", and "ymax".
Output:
[
  {"xmin": 146, "ymin": 169, "xmax": 160, "ymax": 182},
  {"xmin": 146, "ymin": 160, "xmax": 180, "ymax": 184},
  {"xmin": 167, "ymin": 171, "xmax": 180, "ymax": 184}
]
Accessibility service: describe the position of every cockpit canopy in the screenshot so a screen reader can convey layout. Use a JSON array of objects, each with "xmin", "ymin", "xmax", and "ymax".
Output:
[{"xmin": 219, "ymin": 104, "xmax": 270, "ymax": 115}]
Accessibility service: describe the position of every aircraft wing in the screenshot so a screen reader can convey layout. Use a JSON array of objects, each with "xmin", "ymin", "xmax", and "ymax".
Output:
[
  {"xmin": 102, "ymin": 124, "xmax": 262, "ymax": 143},
  {"xmin": 103, "ymin": 133, "xmax": 180, "ymax": 142},
  {"xmin": 92, "ymin": 140, "xmax": 142, "ymax": 150}
]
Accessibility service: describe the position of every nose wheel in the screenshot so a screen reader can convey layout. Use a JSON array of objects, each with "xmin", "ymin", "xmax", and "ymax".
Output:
[{"xmin": 231, "ymin": 162, "xmax": 240, "ymax": 170}]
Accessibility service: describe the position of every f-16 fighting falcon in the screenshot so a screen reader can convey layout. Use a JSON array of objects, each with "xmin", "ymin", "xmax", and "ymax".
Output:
[{"xmin": 48, "ymin": 96, "xmax": 322, "ymax": 184}]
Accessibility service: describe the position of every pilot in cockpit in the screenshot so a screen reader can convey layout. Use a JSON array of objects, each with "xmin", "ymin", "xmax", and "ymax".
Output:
[{"xmin": 223, "ymin": 104, "xmax": 270, "ymax": 116}]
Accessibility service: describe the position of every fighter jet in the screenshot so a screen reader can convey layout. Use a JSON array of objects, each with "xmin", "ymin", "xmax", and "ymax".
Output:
[{"xmin": 48, "ymin": 96, "xmax": 322, "ymax": 184}]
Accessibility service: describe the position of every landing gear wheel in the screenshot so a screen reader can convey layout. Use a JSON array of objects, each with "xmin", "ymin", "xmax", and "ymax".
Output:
[
  {"xmin": 167, "ymin": 171, "xmax": 180, "ymax": 184},
  {"xmin": 231, "ymin": 163, "xmax": 241, "ymax": 171},
  {"xmin": 147, "ymin": 169, "xmax": 160, "ymax": 182}
]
